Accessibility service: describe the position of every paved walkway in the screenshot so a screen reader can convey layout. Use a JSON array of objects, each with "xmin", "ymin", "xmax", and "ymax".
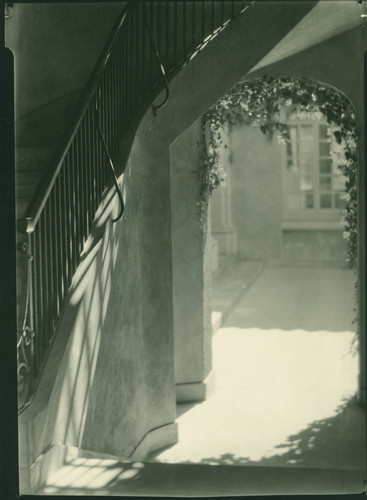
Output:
[
  {"xmin": 37, "ymin": 266, "xmax": 366, "ymax": 496},
  {"xmin": 156, "ymin": 267, "xmax": 365, "ymax": 471}
]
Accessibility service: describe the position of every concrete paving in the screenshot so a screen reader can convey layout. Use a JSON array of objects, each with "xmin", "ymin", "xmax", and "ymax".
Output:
[
  {"xmin": 37, "ymin": 265, "xmax": 366, "ymax": 496},
  {"xmin": 211, "ymin": 258, "xmax": 263, "ymax": 332},
  {"xmin": 156, "ymin": 266, "xmax": 365, "ymax": 474}
]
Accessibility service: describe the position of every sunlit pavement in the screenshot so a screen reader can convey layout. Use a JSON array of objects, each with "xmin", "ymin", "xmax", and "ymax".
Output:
[
  {"xmin": 155, "ymin": 267, "xmax": 365, "ymax": 470},
  {"xmin": 38, "ymin": 267, "xmax": 366, "ymax": 496}
]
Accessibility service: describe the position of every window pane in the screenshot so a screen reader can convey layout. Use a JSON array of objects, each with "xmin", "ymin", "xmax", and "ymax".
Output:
[
  {"xmin": 300, "ymin": 124, "xmax": 313, "ymax": 140},
  {"xmin": 302, "ymin": 192, "xmax": 314, "ymax": 209},
  {"xmin": 287, "ymin": 158, "xmax": 295, "ymax": 169},
  {"xmin": 320, "ymin": 176, "xmax": 332, "ymax": 191},
  {"xmin": 319, "ymin": 142, "xmax": 330, "ymax": 156},
  {"xmin": 320, "ymin": 193, "xmax": 332, "ymax": 208},
  {"xmin": 319, "ymin": 124, "xmax": 328, "ymax": 139},
  {"xmin": 319, "ymin": 159, "xmax": 331, "ymax": 174},
  {"xmin": 300, "ymin": 156, "xmax": 314, "ymax": 175},
  {"xmin": 334, "ymin": 192, "xmax": 346, "ymax": 209},
  {"xmin": 287, "ymin": 127, "xmax": 298, "ymax": 169},
  {"xmin": 299, "ymin": 141, "xmax": 313, "ymax": 154}
]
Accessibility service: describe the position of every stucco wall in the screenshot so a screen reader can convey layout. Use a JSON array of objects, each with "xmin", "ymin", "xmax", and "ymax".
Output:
[
  {"xmin": 170, "ymin": 120, "xmax": 212, "ymax": 388},
  {"xmin": 229, "ymin": 124, "xmax": 283, "ymax": 262},
  {"xmin": 227, "ymin": 120, "xmax": 348, "ymax": 266},
  {"xmin": 282, "ymin": 230, "xmax": 348, "ymax": 267},
  {"xmin": 81, "ymin": 118, "xmax": 176, "ymax": 456},
  {"xmin": 21, "ymin": 112, "xmax": 176, "ymax": 479}
]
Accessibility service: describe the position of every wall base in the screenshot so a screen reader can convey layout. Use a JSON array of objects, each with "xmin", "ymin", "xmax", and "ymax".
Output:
[
  {"xmin": 27, "ymin": 423, "xmax": 178, "ymax": 494},
  {"xmin": 358, "ymin": 375, "xmax": 366, "ymax": 406},
  {"xmin": 131, "ymin": 423, "xmax": 178, "ymax": 461},
  {"xmin": 176, "ymin": 370, "xmax": 215, "ymax": 403},
  {"xmin": 212, "ymin": 229, "xmax": 237, "ymax": 255}
]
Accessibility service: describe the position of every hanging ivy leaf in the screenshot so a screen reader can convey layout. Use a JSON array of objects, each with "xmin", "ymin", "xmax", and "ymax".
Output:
[{"xmin": 333, "ymin": 130, "xmax": 342, "ymax": 144}]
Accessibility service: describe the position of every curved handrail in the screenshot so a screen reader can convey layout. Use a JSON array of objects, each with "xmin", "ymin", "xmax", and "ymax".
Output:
[
  {"xmin": 95, "ymin": 109, "xmax": 124, "ymax": 223},
  {"xmin": 17, "ymin": 2, "xmax": 130, "ymax": 234}
]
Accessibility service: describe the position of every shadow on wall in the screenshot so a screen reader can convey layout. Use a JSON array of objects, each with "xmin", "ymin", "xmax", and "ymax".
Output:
[
  {"xmin": 54, "ymin": 204, "xmax": 120, "ymax": 448},
  {"xmin": 25, "ymin": 187, "xmax": 123, "ymax": 466}
]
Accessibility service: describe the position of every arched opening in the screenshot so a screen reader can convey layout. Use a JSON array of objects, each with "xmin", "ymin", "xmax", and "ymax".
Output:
[{"xmin": 155, "ymin": 75, "xmax": 365, "ymax": 472}]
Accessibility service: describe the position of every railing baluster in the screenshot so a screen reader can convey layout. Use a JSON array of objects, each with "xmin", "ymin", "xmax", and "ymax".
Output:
[
  {"xmin": 231, "ymin": 1, "xmax": 235, "ymax": 18},
  {"xmin": 96, "ymin": 97, "xmax": 103, "ymax": 203},
  {"xmin": 135, "ymin": 2, "xmax": 141, "ymax": 104},
  {"xmin": 173, "ymin": 1, "xmax": 178, "ymax": 64},
  {"xmin": 192, "ymin": 1, "xmax": 197, "ymax": 50},
  {"xmin": 50, "ymin": 189, "xmax": 60, "ymax": 324},
  {"xmin": 107, "ymin": 65, "xmax": 111, "ymax": 154},
  {"xmin": 165, "ymin": 1, "xmax": 170, "ymax": 67},
  {"xmin": 157, "ymin": 1, "xmax": 161, "ymax": 60},
  {"xmin": 62, "ymin": 162, "xmax": 71, "ymax": 287},
  {"xmin": 109, "ymin": 61, "xmax": 114, "ymax": 153},
  {"xmin": 130, "ymin": 10, "xmax": 136, "ymax": 111},
  {"xmin": 183, "ymin": 1, "xmax": 187, "ymax": 58},
  {"xmin": 201, "ymin": 2, "xmax": 206, "ymax": 42},
  {"xmin": 56, "ymin": 175, "xmax": 65, "ymax": 308},
  {"xmin": 75, "ymin": 133, "xmax": 81, "ymax": 256},
  {"xmin": 31, "ymin": 228, "xmax": 41, "ymax": 376},
  {"xmin": 73, "ymin": 142, "xmax": 80, "ymax": 269},
  {"xmin": 113, "ymin": 50, "xmax": 118, "ymax": 147},
  {"xmin": 91, "ymin": 99, "xmax": 98, "ymax": 215},
  {"xmin": 66, "ymin": 150, "xmax": 75, "ymax": 277},
  {"xmin": 45, "ymin": 203, "xmax": 54, "ymax": 343},
  {"xmin": 120, "ymin": 29, "xmax": 125, "ymax": 125},
  {"xmin": 81, "ymin": 128, "xmax": 87, "ymax": 247},
  {"xmin": 122, "ymin": 27, "xmax": 127, "ymax": 125},
  {"xmin": 38, "ymin": 214, "xmax": 48, "ymax": 351},
  {"xmin": 79, "ymin": 124, "xmax": 86, "ymax": 250},
  {"xmin": 86, "ymin": 114, "xmax": 92, "ymax": 234}
]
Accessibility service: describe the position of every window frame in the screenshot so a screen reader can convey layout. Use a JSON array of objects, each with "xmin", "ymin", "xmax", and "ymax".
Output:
[{"xmin": 281, "ymin": 115, "xmax": 346, "ymax": 223}]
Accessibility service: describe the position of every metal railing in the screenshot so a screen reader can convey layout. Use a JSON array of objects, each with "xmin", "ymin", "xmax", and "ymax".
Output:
[{"xmin": 16, "ymin": 1, "xmax": 253, "ymax": 412}]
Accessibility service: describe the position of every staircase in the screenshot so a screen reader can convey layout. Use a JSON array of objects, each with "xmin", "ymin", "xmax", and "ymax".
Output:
[
  {"xmin": 15, "ymin": 0, "xmax": 260, "ymax": 413},
  {"xmin": 14, "ymin": 0, "xmax": 320, "ymax": 415}
]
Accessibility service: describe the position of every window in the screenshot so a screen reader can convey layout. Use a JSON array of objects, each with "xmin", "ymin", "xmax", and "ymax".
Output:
[{"xmin": 283, "ymin": 117, "xmax": 346, "ymax": 222}]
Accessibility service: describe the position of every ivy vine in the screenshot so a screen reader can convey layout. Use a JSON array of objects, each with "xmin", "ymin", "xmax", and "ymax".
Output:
[{"xmin": 200, "ymin": 75, "xmax": 358, "ymax": 270}]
